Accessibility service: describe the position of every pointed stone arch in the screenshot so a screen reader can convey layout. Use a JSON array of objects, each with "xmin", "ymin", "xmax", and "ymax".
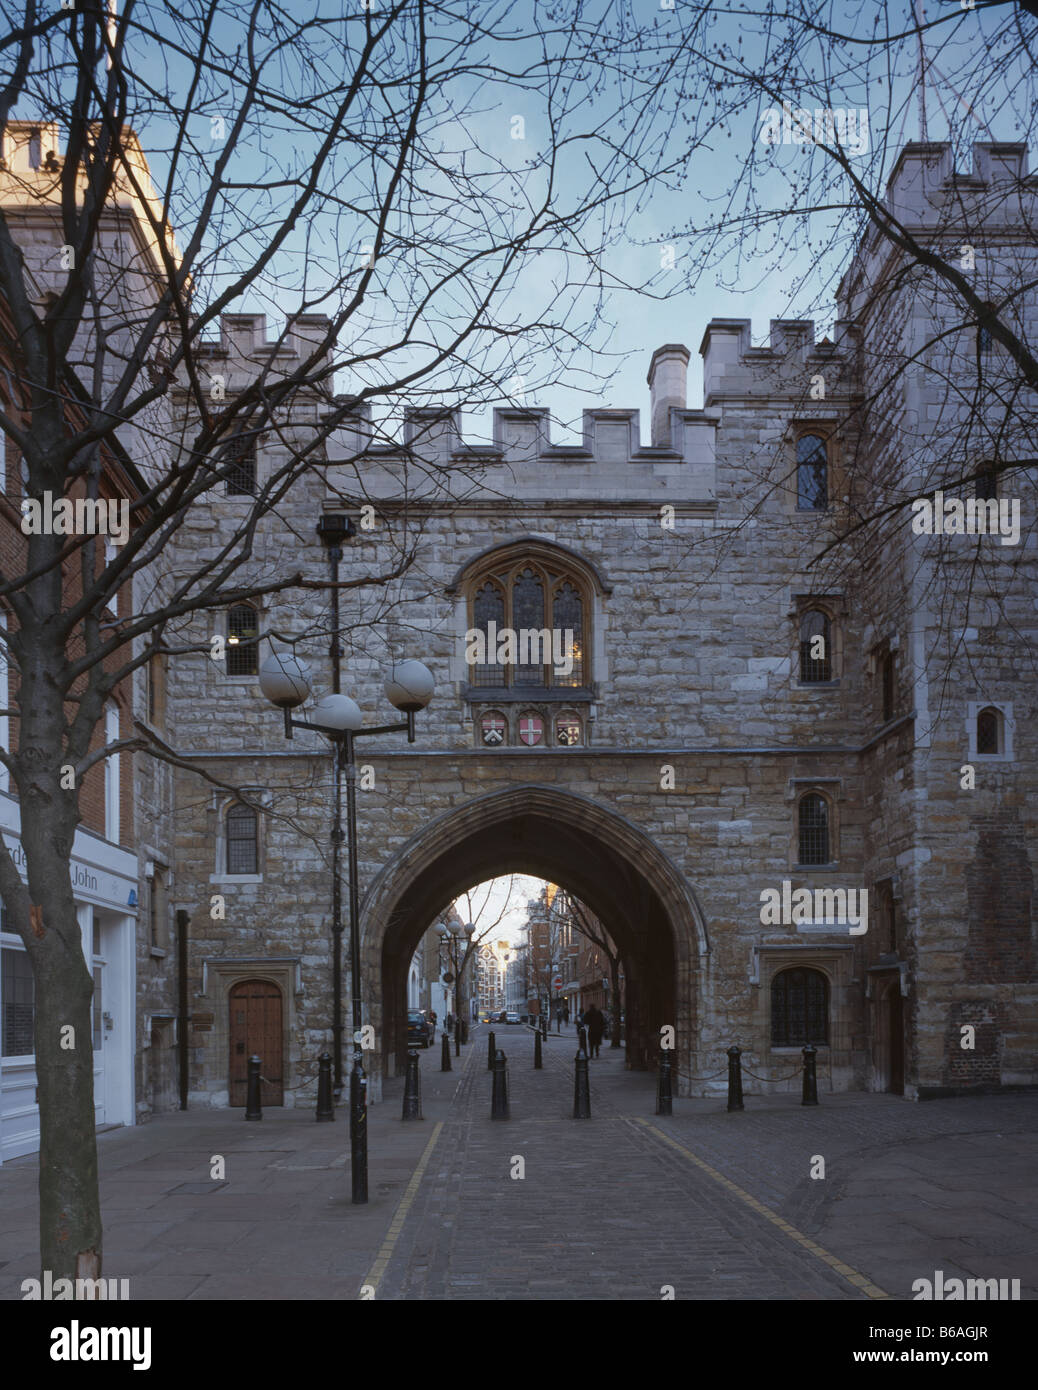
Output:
[{"xmin": 359, "ymin": 784, "xmax": 709, "ymax": 1092}]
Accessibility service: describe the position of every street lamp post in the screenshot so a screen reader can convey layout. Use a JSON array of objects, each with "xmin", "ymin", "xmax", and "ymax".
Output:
[
  {"xmin": 260, "ymin": 648, "xmax": 434, "ymax": 1206},
  {"xmin": 439, "ymin": 921, "xmax": 475, "ymax": 1055}
]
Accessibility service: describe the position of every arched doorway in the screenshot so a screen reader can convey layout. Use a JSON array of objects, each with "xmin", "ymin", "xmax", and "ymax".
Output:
[
  {"xmin": 360, "ymin": 785, "xmax": 708, "ymax": 1093},
  {"xmin": 228, "ymin": 978, "xmax": 284, "ymax": 1106}
]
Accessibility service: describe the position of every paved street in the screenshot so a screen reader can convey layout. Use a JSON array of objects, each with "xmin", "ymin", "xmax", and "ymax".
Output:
[{"xmin": 2, "ymin": 1024, "xmax": 1036, "ymax": 1301}]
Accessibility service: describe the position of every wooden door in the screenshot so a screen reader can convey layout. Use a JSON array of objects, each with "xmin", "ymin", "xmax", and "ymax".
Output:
[{"xmin": 229, "ymin": 979, "xmax": 284, "ymax": 1106}]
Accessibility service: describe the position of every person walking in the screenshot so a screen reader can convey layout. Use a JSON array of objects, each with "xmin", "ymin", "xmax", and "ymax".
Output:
[
  {"xmin": 562, "ymin": 1005, "xmax": 570, "ymax": 1027},
  {"xmin": 584, "ymin": 1003, "xmax": 605, "ymax": 1058}
]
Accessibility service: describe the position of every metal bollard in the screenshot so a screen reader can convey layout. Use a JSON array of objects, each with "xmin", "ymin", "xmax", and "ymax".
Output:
[
  {"xmin": 573, "ymin": 1045, "xmax": 591, "ymax": 1119},
  {"xmin": 402, "ymin": 1047, "xmax": 422, "ymax": 1120},
  {"xmin": 491, "ymin": 1049, "xmax": 509, "ymax": 1119},
  {"xmin": 656, "ymin": 1047, "xmax": 673, "ymax": 1116},
  {"xmin": 487, "ymin": 1029, "xmax": 497, "ymax": 1070},
  {"xmin": 534, "ymin": 1027, "xmax": 543, "ymax": 1070},
  {"xmin": 727, "ymin": 1045, "xmax": 745, "ymax": 1112},
  {"xmin": 245, "ymin": 1055, "xmax": 262, "ymax": 1120},
  {"xmin": 349, "ymin": 1059, "xmax": 368, "ymax": 1205},
  {"xmin": 315, "ymin": 1052, "xmax": 335, "ymax": 1122},
  {"xmin": 441, "ymin": 1031, "xmax": 452, "ymax": 1071},
  {"xmin": 801, "ymin": 1043, "xmax": 819, "ymax": 1106}
]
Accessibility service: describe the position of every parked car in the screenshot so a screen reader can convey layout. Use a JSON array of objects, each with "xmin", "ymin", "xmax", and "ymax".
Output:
[{"xmin": 407, "ymin": 1009, "xmax": 431, "ymax": 1048}]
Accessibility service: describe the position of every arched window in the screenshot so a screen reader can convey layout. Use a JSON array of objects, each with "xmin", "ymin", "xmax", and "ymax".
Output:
[
  {"xmin": 226, "ymin": 603, "xmax": 259, "ymax": 676},
  {"xmin": 467, "ymin": 556, "xmax": 589, "ymax": 690},
  {"xmin": 796, "ymin": 434, "xmax": 828, "ymax": 511},
  {"xmin": 771, "ymin": 968, "xmax": 829, "ymax": 1046},
  {"xmin": 798, "ymin": 793, "xmax": 830, "ymax": 865},
  {"xmin": 226, "ymin": 803, "xmax": 258, "ymax": 874},
  {"xmin": 799, "ymin": 610, "xmax": 831, "ymax": 683},
  {"xmin": 976, "ymin": 706, "xmax": 1001, "ymax": 756}
]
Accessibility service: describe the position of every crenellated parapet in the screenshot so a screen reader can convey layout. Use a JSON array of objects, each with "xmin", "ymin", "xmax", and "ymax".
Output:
[
  {"xmin": 699, "ymin": 316, "xmax": 860, "ymax": 407},
  {"xmin": 322, "ymin": 345, "xmax": 720, "ymax": 505}
]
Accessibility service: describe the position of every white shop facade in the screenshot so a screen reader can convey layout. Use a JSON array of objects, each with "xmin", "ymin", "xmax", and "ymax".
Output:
[{"xmin": 0, "ymin": 794, "xmax": 137, "ymax": 1164}]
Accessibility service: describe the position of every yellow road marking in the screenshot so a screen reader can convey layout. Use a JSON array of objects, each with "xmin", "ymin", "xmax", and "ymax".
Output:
[
  {"xmin": 632, "ymin": 1118, "xmax": 891, "ymax": 1300},
  {"xmin": 359, "ymin": 1120, "xmax": 444, "ymax": 1298}
]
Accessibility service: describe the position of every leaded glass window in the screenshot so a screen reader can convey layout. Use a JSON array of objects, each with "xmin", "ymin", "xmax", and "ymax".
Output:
[
  {"xmin": 225, "ymin": 435, "xmax": 257, "ymax": 496},
  {"xmin": 771, "ymin": 968, "xmax": 828, "ymax": 1046},
  {"xmin": 226, "ymin": 803, "xmax": 259, "ymax": 874},
  {"xmin": 797, "ymin": 434, "xmax": 828, "ymax": 511},
  {"xmin": 513, "ymin": 569, "xmax": 545, "ymax": 686},
  {"xmin": 799, "ymin": 610, "xmax": 831, "ymax": 682},
  {"xmin": 227, "ymin": 604, "xmax": 258, "ymax": 676},
  {"xmin": 472, "ymin": 582, "xmax": 505, "ymax": 689},
  {"xmin": 798, "ymin": 794, "xmax": 830, "ymax": 865},
  {"xmin": 465, "ymin": 554, "xmax": 591, "ymax": 691}
]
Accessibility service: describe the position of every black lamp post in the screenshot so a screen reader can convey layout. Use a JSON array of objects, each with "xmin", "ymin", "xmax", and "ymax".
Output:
[
  {"xmin": 260, "ymin": 644, "xmax": 434, "ymax": 1206},
  {"xmin": 439, "ymin": 921, "xmax": 475, "ymax": 1055}
]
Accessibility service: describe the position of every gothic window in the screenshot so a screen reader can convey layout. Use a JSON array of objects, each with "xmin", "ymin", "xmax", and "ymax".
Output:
[
  {"xmin": 513, "ymin": 569, "xmax": 545, "ymax": 686},
  {"xmin": 771, "ymin": 968, "xmax": 828, "ymax": 1047},
  {"xmin": 226, "ymin": 803, "xmax": 259, "ymax": 875},
  {"xmin": 798, "ymin": 793, "xmax": 830, "ymax": 865},
  {"xmin": 799, "ymin": 610, "xmax": 832, "ymax": 683},
  {"xmin": 976, "ymin": 706, "xmax": 1001, "ymax": 756},
  {"xmin": 224, "ymin": 435, "xmax": 257, "ymax": 496},
  {"xmin": 796, "ymin": 434, "xmax": 829, "ymax": 511},
  {"xmin": 227, "ymin": 603, "xmax": 259, "ymax": 676},
  {"xmin": 465, "ymin": 555, "xmax": 591, "ymax": 690}
]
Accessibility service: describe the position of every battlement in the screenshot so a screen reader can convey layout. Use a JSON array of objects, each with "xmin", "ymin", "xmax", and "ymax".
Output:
[
  {"xmin": 322, "ymin": 350, "xmax": 720, "ymax": 504},
  {"xmin": 698, "ymin": 317, "xmax": 859, "ymax": 405},
  {"xmin": 196, "ymin": 313, "xmax": 335, "ymax": 371}
]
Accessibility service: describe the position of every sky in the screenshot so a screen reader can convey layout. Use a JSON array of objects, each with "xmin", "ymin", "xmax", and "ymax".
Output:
[
  {"xmin": 15, "ymin": 2, "xmax": 1032, "ymax": 445},
  {"xmin": 452, "ymin": 874, "xmax": 546, "ymax": 947}
]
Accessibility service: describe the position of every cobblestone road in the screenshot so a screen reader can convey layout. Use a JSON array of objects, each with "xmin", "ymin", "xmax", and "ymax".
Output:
[{"xmin": 376, "ymin": 1027, "xmax": 885, "ymax": 1301}]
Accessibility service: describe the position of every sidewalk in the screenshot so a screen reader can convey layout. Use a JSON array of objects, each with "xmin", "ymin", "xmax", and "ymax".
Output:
[{"xmin": 2, "ymin": 1024, "xmax": 1035, "ymax": 1300}]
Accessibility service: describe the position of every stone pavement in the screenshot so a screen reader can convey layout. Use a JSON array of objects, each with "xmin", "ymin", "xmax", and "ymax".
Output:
[{"xmin": 1, "ymin": 1023, "xmax": 1036, "ymax": 1301}]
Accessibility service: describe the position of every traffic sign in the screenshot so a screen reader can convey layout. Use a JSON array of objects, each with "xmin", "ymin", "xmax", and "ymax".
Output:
[{"xmin": 552, "ymin": 975, "xmax": 563, "ymax": 990}]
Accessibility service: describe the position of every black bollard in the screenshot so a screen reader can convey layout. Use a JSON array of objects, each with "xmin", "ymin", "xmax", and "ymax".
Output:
[
  {"xmin": 315, "ymin": 1052, "xmax": 335, "ymax": 1122},
  {"xmin": 727, "ymin": 1045, "xmax": 745, "ymax": 1112},
  {"xmin": 349, "ymin": 1058, "xmax": 368, "ymax": 1205},
  {"xmin": 440, "ymin": 1031, "xmax": 452, "ymax": 1072},
  {"xmin": 402, "ymin": 1047, "xmax": 422, "ymax": 1120},
  {"xmin": 534, "ymin": 1027, "xmax": 543, "ymax": 1070},
  {"xmin": 487, "ymin": 1029, "xmax": 497, "ymax": 1071},
  {"xmin": 245, "ymin": 1055, "xmax": 262, "ymax": 1120},
  {"xmin": 491, "ymin": 1049, "xmax": 509, "ymax": 1119},
  {"xmin": 801, "ymin": 1043, "xmax": 819, "ymax": 1106},
  {"xmin": 573, "ymin": 1044, "xmax": 591, "ymax": 1119},
  {"xmin": 656, "ymin": 1047, "xmax": 673, "ymax": 1116}
]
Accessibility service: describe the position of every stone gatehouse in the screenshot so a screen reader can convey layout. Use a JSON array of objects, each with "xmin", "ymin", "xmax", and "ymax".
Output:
[{"xmin": 163, "ymin": 141, "xmax": 1036, "ymax": 1105}]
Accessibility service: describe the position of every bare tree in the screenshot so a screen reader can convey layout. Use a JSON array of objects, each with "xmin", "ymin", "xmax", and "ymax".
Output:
[{"xmin": 0, "ymin": 0, "xmax": 696, "ymax": 1280}]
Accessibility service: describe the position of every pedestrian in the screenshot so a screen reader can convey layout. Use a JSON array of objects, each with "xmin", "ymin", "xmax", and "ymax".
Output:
[
  {"xmin": 584, "ymin": 1003, "xmax": 605, "ymax": 1058},
  {"xmin": 429, "ymin": 1010, "xmax": 437, "ymax": 1041},
  {"xmin": 576, "ymin": 1008, "xmax": 585, "ymax": 1031},
  {"xmin": 445, "ymin": 1011, "xmax": 453, "ymax": 1034},
  {"xmin": 563, "ymin": 1005, "xmax": 570, "ymax": 1026}
]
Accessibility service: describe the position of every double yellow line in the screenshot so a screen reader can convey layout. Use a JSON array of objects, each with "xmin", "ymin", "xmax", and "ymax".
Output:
[{"xmin": 632, "ymin": 1117, "xmax": 890, "ymax": 1299}]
